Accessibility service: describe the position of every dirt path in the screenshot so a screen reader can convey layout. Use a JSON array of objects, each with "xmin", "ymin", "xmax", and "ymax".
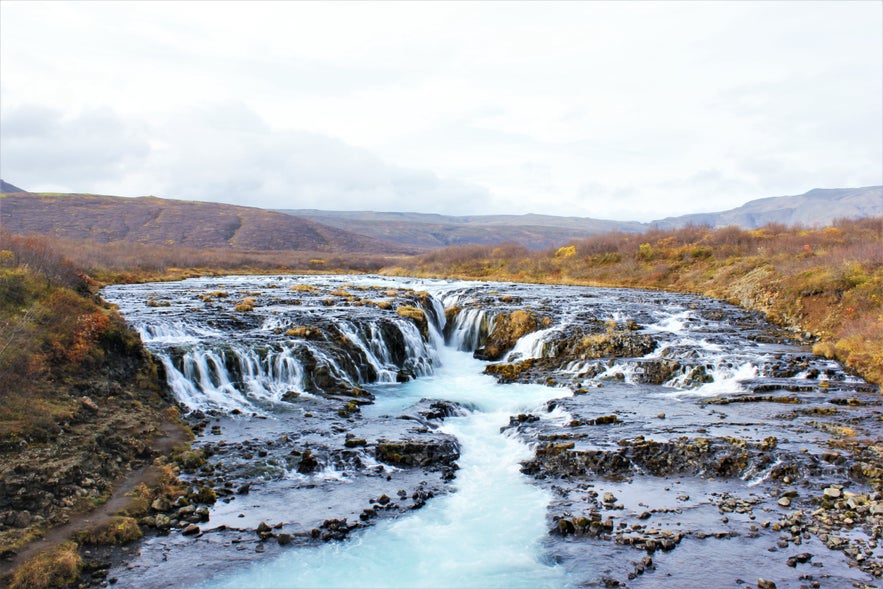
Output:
[{"xmin": 0, "ymin": 419, "xmax": 190, "ymax": 581}]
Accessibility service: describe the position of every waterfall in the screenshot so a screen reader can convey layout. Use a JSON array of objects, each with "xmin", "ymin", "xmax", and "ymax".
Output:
[{"xmin": 105, "ymin": 276, "xmax": 452, "ymax": 413}]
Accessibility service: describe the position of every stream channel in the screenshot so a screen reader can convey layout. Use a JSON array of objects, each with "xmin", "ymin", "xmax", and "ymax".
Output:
[{"xmin": 101, "ymin": 275, "xmax": 882, "ymax": 588}]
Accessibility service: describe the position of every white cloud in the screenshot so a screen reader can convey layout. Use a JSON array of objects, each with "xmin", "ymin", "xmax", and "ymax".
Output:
[{"xmin": 1, "ymin": 1, "xmax": 880, "ymax": 221}]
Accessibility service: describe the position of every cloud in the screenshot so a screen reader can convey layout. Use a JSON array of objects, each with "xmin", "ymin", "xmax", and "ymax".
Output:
[
  {"xmin": 1, "ymin": 2, "xmax": 880, "ymax": 220},
  {"xmin": 0, "ymin": 106, "xmax": 150, "ymax": 189},
  {"xmin": 0, "ymin": 103, "xmax": 490, "ymax": 214}
]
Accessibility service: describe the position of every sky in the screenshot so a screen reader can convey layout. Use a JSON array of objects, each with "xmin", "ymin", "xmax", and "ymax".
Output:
[{"xmin": 0, "ymin": 1, "xmax": 881, "ymax": 221}]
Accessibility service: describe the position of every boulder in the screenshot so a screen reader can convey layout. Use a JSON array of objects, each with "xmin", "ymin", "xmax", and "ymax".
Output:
[{"xmin": 375, "ymin": 436, "xmax": 460, "ymax": 468}]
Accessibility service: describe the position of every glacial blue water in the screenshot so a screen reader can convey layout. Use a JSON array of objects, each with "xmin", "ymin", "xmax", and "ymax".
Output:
[{"xmin": 203, "ymin": 345, "xmax": 572, "ymax": 588}]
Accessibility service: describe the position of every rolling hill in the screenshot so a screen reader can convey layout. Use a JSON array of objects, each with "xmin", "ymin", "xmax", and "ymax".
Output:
[
  {"xmin": 283, "ymin": 185, "xmax": 882, "ymax": 250},
  {"xmin": 651, "ymin": 186, "xmax": 882, "ymax": 229},
  {"xmin": 0, "ymin": 192, "xmax": 416, "ymax": 254},
  {"xmin": 2, "ymin": 183, "xmax": 879, "ymax": 254},
  {"xmin": 280, "ymin": 210, "xmax": 647, "ymax": 250}
]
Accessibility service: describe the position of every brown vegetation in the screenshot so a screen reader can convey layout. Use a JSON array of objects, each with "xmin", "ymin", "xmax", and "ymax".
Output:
[
  {"xmin": 6, "ymin": 541, "xmax": 81, "ymax": 589},
  {"xmin": 0, "ymin": 232, "xmax": 191, "ymax": 587},
  {"xmin": 0, "ymin": 192, "xmax": 416, "ymax": 254},
  {"xmin": 386, "ymin": 218, "xmax": 883, "ymax": 385}
]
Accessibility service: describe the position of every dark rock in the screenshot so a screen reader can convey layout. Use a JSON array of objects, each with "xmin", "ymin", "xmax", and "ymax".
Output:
[
  {"xmin": 786, "ymin": 552, "xmax": 813, "ymax": 567},
  {"xmin": 181, "ymin": 524, "xmax": 200, "ymax": 536},
  {"xmin": 375, "ymin": 436, "xmax": 460, "ymax": 469},
  {"xmin": 297, "ymin": 449, "xmax": 320, "ymax": 474}
]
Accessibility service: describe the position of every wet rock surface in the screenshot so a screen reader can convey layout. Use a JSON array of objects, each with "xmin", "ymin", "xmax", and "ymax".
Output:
[
  {"xmin": 448, "ymin": 283, "xmax": 882, "ymax": 588},
  {"xmin": 99, "ymin": 277, "xmax": 882, "ymax": 588}
]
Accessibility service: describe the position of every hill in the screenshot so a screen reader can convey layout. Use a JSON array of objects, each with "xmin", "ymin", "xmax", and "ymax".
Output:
[
  {"xmin": 652, "ymin": 186, "xmax": 882, "ymax": 229},
  {"xmin": 282, "ymin": 210, "xmax": 647, "ymax": 250},
  {"xmin": 0, "ymin": 192, "xmax": 416, "ymax": 254},
  {"xmin": 284, "ymin": 186, "xmax": 883, "ymax": 250},
  {"xmin": 0, "ymin": 180, "xmax": 26, "ymax": 193}
]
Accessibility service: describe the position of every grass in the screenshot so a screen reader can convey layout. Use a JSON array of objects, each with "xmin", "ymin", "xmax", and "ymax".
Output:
[
  {"xmin": 74, "ymin": 516, "xmax": 142, "ymax": 546},
  {"xmin": 7, "ymin": 542, "xmax": 82, "ymax": 589}
]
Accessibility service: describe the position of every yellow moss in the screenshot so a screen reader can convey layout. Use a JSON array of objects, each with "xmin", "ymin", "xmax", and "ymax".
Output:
[
  {"xmin": 397, "ymin": 306, "xmax": 426, "ymax": 323},
  {"xmin": 286, "ymin": 326, "xmax": 318, "ymax": 338},
  {"xmin": 289, "ymin": 284, "xmax": 317, "ymax": 293},
  {"xmin": 234, "ymin": 297, "xmax": 256, "ymax": 312}
]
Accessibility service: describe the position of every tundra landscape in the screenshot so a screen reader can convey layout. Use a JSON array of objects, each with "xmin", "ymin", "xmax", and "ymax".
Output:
[{"xmin": 1, "ymin": 2, "xmax": 881, "ymax": 588}]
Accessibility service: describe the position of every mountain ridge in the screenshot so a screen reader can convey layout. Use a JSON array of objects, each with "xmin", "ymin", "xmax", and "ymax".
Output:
[
  {"xmin": 283, "ymin": 185, "xmax": 882, "ymax": 249},
  {"xmin": 2, "ymin": 182, "xmax": 879, "ymax": 253}
]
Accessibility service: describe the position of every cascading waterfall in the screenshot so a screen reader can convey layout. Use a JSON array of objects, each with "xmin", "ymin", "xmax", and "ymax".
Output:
[{"xmin": 204, "ymin": 347, "xmax": 570, "ymax": 589}]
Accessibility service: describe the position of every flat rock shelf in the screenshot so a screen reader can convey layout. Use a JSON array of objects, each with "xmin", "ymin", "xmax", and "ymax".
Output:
[{"xmin": 99, "ymin": 275, "xmax": 882, "ymax": 589}]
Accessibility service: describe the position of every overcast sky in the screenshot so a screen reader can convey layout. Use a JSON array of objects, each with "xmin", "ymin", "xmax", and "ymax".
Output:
[{"xmin": 1, "ymin": 1, "xmax": 880, "ymax": 221}]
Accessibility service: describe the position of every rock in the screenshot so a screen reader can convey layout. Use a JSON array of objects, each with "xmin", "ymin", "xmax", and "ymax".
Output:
[
  {"xmin": 757, "ymin": 579, "xmax": 777, "ymax": 589},
  {"xmin": 777, "ymin": 497, "xmax": 791, "ymax": 507},
  {"xmin": 823, "ymin": 487, "xmax": 842, "ymax": 499},
  {"xmin": 276, "ymin": 533, "xmax": 292, "ymax": 546},
  {"xmin": 181, "ymin": 524, "xmax": 200, "ymax": 536},
  {"xmin": 81, "ymin": 396, "xmax": 99, "ymax": 412},
  {"xmin": 473, "ymin": 309, "xmax": 547, "ymax": 361},
  {"xmin": 257, "ymin": 521, "xmax": 272, "ymax": 534},
  {"xmin": 602, "ymin": 492, "xmax": 617, "ymax": 504},
  {"xmin": 151, "ymin": 497, "xmax": 172, "ymax": 512},
  {"xmin": 10, "ymin": 510, "xmax": 32, "ymax": 528},
  {"xmin": 375, "ymin": 436, "xmax": 460, "ymax": 468},
  {"xmin": 297, "ymin": 449, "xmax": 319, "ymax": 474},
  {"xmin": 786, "ymin": 553, "xmax": 812, "ymax": 567}
]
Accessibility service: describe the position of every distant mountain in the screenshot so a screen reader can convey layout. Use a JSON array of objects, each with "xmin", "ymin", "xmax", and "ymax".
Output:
[
  {"xmin": 281, "ymin": 210, "xmax": 647, "ymax": 250},
  {"xmin": 651, "ymin": 186, "xmax": 882, "ymax": 230},
  {"xmin": 0, "ymin": 192, "xmax": 416, "ymax": 254},
  {"xmin": 3, "ymin": 185, "xmax": 878, "ymax": 255},
  {"xmin": 0, "ymin": 179, "xmax": 26, "ymax": 193}
]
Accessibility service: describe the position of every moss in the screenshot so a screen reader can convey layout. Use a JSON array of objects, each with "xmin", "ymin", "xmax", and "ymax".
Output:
[
  {"xmin": 286, "ymin": 326, "xmax": 319, "ymax": 339},
  {"xmin": 192, "ymin": 485, "xmax": 217, "ymax": 505},
  {"xmin": 175, "ymin": 448, "xmax": 207, "ymax": 471},
  {"xmin": 76, "ymin": 516, "xmax": 142, "ymax": 546},
  {"xmin": 396, "ymin": 305, "xmax": 426, "ymax": 323},
  {"xmin": 8, "ymin": 541, "xmax": 82, "ymax": 589},
  {"xmin": 234, "ymin": 297, "xmax": 256, "ymax": 312}
]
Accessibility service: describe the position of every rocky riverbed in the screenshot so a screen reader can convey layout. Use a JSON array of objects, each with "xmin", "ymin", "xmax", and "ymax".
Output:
[{"xmin": 96, "ymin": 276, "xmax": 881, "ymax": 588}]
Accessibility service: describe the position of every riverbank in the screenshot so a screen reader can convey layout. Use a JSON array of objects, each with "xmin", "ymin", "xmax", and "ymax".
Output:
[
  {"xmin": 0, "ymin": 235, "xmax": 195, "ymax": 588},
  {"xmin": 383, "ymin": 218, "xmax": 883, "ymax": 386}
]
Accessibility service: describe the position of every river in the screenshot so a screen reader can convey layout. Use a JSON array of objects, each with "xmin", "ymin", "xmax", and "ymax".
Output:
[{"xmin": 101, "ymin": 275, "xmax": 882, "ymax": 588}]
